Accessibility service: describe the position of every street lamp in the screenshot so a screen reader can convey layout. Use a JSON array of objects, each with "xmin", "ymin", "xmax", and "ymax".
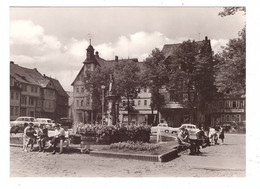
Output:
[{"xmin": 101, "ymin": 85, "xmax": 105, "ymax": 125}]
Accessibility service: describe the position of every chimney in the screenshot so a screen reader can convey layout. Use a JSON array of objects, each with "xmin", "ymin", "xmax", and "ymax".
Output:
[
  {"xmin": 43, "ymin": 74, "xmax": 46, "ymax": 77},
  {"xmin": 115, "ymin": 56, "xmax": 118, "ymax": 62},
  {"xmin": 205, "ymin": 36, "xmax": 208, "ymax": 41},
  {"xmin": 10, "ymin": 61, "xmax": 14, "ymax": 64},
  {"xmin": 95, "ymin": 51, "xmax": 99, "ymax": 58},
  {"xmin": 34, "ymin": 68, "xmax": 38, "ymax": 72}
]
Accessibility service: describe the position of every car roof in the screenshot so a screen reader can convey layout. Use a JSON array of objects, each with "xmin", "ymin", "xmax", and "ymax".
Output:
[
  {"xmin": 181, "ymin": 124, "xmax": 196, "ymax": 127},
  {"xmin": 18, "ymin": 116, "xmax": 35, "ymax": 119},
  {"xmin": 37, "ymin": 118, "xmax": 52, "ymax": 120}
]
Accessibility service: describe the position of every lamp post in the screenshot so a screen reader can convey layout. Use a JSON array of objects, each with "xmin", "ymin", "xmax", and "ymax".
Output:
[{"xmin": 101, "ymin": 85, "xmax": 105, "ymax": 125}]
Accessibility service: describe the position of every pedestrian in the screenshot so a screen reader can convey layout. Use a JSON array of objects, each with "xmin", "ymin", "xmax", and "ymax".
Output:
[
  {"xmin": 37, "ymin": 124, "xmax": 49, "ymax": 152},
  {"xmin": 219, "ymin": 126, "xmax": 225, "ymax": 144},
  {"xmin": 177, "ymin": 127, "xmax": 196, "ymax": 155},
  {"xmin": 48, "ymin": 124, "xmax": 65, "ymax": 154},
  {"xmin": 23, "ymin": 123, "xmax": 36, "ymax": 152}
]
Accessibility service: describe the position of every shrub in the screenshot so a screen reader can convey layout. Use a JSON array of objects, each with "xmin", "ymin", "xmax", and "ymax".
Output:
[
  {"xmin": 76, "ymin": 124, "xmax": 151, "ymax": 144},
  {"xmin": 108, "ymin": 141, "xmax": 160, "ymax": 152}
]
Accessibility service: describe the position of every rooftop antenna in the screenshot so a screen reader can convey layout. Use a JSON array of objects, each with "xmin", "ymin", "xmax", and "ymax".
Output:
[{"xmin": 198, "ymin": 32, "xmax": 201, "ymax": 41}]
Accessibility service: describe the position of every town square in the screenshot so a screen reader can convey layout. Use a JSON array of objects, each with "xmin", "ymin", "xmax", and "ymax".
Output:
[{"xmin": 3, "ymin": 2, "xmax": 260, "ymax": 188}]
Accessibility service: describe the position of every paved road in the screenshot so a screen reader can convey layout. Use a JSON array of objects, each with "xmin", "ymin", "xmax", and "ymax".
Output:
[{"xmin": 10, "ymin": 133, "xmax": 245, "ymax": 177}]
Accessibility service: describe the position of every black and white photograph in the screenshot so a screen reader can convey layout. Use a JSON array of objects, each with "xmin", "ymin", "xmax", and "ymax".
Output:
[{"xmin": 3, "ymin": 0, "xmax": 260, "ymax": 187}]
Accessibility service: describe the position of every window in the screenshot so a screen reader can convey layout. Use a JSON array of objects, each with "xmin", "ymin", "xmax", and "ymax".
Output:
[
  {"xmin": 240, "ymin": 100, "xmax": 245, "ymax": 108},
  {"xmin": 11, "ymin": 91, "xmax": 14, "ymax": 99},
  {"xmin": 221, "ymin": 114, "xmax": 225, "ymax": 122},
  {"xmin": 81, "ymin": 99, "xmax": 84, "ymax": 107},
  {"xmin": 232, "ymin": 101, "xmax": 237, "ymax": 108},
  {"xmin": 138, "ymin": 100, "xmax": 141, "ymax": 106},
  {"xmin": 144, "ymin": 100, "xmax": 147, "ymax": 106},
  {"xmin": 15, "ymin": 92, "xmax": 19, "ymax": 100},
  {"xmin": 15, "ymin": 106, "xmax": 19, "ymax": 116},
  {"xmin": 225, "ymin": 100, "xmax": 230, "ymax": 108},
  {"xmin": 21, "ymin": 96, "xmax": 27, "ymax": 104},
  {"xmin": 21, "ymin": 108, "xmax": 26, "ymax": 116},
  {"xmin": 76, "ymin": 87, "xmax": 79, "ymax": 93},
  {"xmin": 22, "ymin": 84, "xmax": 27, "ymax": 92},
  {"xmin": 122, "ymin": 101, "xmax": 126, "ymax": 106},
  {"xmin": 76, "ymin": 100, "xmax": 79, "ymax": 107},
  {"xmin": 35, "ymin": 87, "xmax": 38, "ymax": 93},
  {"xmin": 10, "ymin": 106, "xmax": 14, "ymax": 116},
  {"xmin": 31, "ymin": 86, "xmax": 34, "ymax": 92},
  {"xmin": 29, "ymin": 97, "xmax": 34, "ymax": 105},
  {"xmin": 226, "ymin": 115, "xmax": 230, "ymax": 122},
  {"xmin": 132, "ymin": 100, "xmax": 135, "ymax": 106},
  {"xmin": 81, "ymin": 87, "xmax": 84, "ymax": 93}
]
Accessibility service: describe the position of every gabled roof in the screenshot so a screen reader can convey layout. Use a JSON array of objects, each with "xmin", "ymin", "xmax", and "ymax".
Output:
[
  {"xmin": 44, "ymin": 75, "xmax": 69, "ymax": 98},
  {"xmin": 161, "ymin": 37, "xmax": 211, "ymax": 58},
  {"xmin": 10, "ymin": 63, "xmax": 44, "ymax": 86}
]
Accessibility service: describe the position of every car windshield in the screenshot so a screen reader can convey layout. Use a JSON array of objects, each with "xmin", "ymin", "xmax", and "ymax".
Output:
[{"xmin": 47, "ymin": 120, "xmax": 52, "ymax": 123}]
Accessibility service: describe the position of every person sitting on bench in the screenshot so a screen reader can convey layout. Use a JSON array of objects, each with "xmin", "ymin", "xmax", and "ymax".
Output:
[
  {"xmin": 49, "ymin": 124, "xmax": 65, "ymax": 154},
  {"xmin": 177, "ymin": 127, "xmax": 194, "ymax": 154}
]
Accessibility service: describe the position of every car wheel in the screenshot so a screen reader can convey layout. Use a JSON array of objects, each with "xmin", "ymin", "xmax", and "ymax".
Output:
[{"xmin": 165, "ymin": 130, "xmax": 169, "ymax": 133}]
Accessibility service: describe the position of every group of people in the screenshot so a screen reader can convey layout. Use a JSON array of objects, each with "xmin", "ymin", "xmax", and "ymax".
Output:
[
  {"xmin": 23, "ymin": 123, "xmax": 66, "ymax": 154},
  {"xmin": 177, "ymin": 125, "xmax": 225, "ymax": 155}
]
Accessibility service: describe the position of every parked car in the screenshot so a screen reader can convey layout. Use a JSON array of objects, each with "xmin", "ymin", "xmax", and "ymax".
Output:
[
  {"xmin": 59, "ymin": 117, "xmax": 73, "ymax": 131},
  {"xmin": 171, "ymin": 123, "xmax": 200, "ymax": 135},
  {"xmin": 36, "ymin": 118, "xmax": 55, "ymax": 128},
  {"xmin": 10, "ymin": 116, "xmax": 40, "ymax": 133},
  {"xmin": 151, "ymin": 123, "xmax": 177, "ymax": 134}
]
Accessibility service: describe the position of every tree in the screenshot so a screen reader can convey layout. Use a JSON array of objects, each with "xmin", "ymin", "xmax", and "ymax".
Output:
[
  {"xmin": 113, "ymin": 60, "xmax": 142, "ymax": 124},
  {"xmin": 143, "ymin": 48, "xmax": 168, "ymax": 124},
  {"xmin": 85, "ymin": 64, "xmax": 113, "ymax": 122},
  {"xmin": 218, "ymin": 7, "xmax": 246, "ymax": 17},
  {"xmin": 214, "ymin": 27, "xmax": 246, "ymax": 95},
  {"xmin": 166, "ymin": 40, "xmax": 215, "ymax": 124},
  {"xmin": 215, "ymin": 7, "xmax": 246, "ymax": 95}
]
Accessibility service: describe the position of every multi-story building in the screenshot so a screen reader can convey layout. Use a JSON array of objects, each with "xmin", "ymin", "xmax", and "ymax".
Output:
[
  {"xmin": 119, "ymin": 87, "xmax": 157, "ymax": 125},
  {"xmin": 9, "ymin": 61, "xmax": 68, "ymax": 121},
  {"xmin": 210, "ymin": 94, "xmax": 246, "ymax": 130}
]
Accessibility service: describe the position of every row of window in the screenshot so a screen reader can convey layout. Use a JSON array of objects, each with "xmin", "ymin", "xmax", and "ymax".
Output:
[
  {"xmin": 10, "ymin": 91, "xmax": 19, "ymax": 100},
  {"xmin": 10, "ymin": 106, "xmax": 19, "ymax": 116},
  {"xmin": 21, "ymin": 84, "xmax": 39, "ymax": 93},
  {"xmin": 20, "ymin": 96, "xmax": 36, "ymax": 105},
  {"xmin": 75, "ymin": 86, "xmax": 85, "ymax": 93},
  {"xmin": 76, "ymin": 98, "xmax": 90, "ymax": 107},
  {"xmin": 214, "ymin": 100, "xmax": 245, "ymax": 109},
  {"xmin": 122, "ymin": 99, "xmax": 149, "ymax": 107},
  {"xmin": 221, "ymin": 114, "xmax": 243, "ymax": 122},
  {"xmin": 45, "ymin": 89, "xmax": 55, "ymax": 96}
]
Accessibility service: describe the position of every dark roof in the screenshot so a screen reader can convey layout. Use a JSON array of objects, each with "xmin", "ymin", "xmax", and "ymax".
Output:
[
  {"xmin": 44, "ymin": 75, "xmax": 69, "ymax": 98},
  {"xmin": 161, "ymin": 37, "xmax": 211, "ymax": 58},
  {"xmin": 10, "ymin": 63, "xmax": 45, "ymax": 86}
]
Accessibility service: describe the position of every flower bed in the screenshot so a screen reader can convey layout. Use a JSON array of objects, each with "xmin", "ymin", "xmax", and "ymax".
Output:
[{"xmin": 77, "ymin": 124, "xmax": 151, "ymax": 144}]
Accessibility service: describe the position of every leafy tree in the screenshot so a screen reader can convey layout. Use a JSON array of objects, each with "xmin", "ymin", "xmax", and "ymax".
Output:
[
  {"xmin": 166, "ymin": 40, "xmax": 215, "ymax": 124},
  {"xmin": 85, "ymin": 64, "xmax": 113, "ymax": 122},
  {"xmin": 215, "ymin": 7, "xmax": 246, "ymax": 95},
  {"xmin": 214, "ymin": 27, "xmax": 246, "ymax": 95},
  {"xmin": 218, "ymin": 7, "xmax": 246, "ymax": 17},
  {"xmin": 113, "ymin": 60, "xmax": 142, "ymax": 124},
  {"xmin": 143, "ymin": 48, "xmax": 168, "ymax": 124}
]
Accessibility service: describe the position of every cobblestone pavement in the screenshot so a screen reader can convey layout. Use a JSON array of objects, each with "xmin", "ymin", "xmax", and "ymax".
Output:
[{"xmin": 10, "ymin": 134, "xmax": 245, "ymax": 177}]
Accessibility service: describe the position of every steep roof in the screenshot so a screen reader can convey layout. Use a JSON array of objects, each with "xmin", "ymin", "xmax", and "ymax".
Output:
[
  {"xmin": 161, "ymin": 37, "xmax": 211, "ymax": 58},
  {"xmin": 44, "ymin": 75, "xmax": 69, "ymax": 98},
  {"xmin": 10, "ymin": 63, "xmax": 44, "ymax": 86}
]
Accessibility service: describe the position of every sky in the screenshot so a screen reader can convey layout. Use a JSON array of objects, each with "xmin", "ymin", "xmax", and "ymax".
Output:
[{"xmin": 9, "ymin": 7, "xmax": 246, "ymax": 92}]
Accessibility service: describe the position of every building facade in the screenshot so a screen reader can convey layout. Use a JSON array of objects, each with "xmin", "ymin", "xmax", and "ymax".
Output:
[{"xmin": 10, "ymin": 61, "xmax": 68, "ymax": 121}]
